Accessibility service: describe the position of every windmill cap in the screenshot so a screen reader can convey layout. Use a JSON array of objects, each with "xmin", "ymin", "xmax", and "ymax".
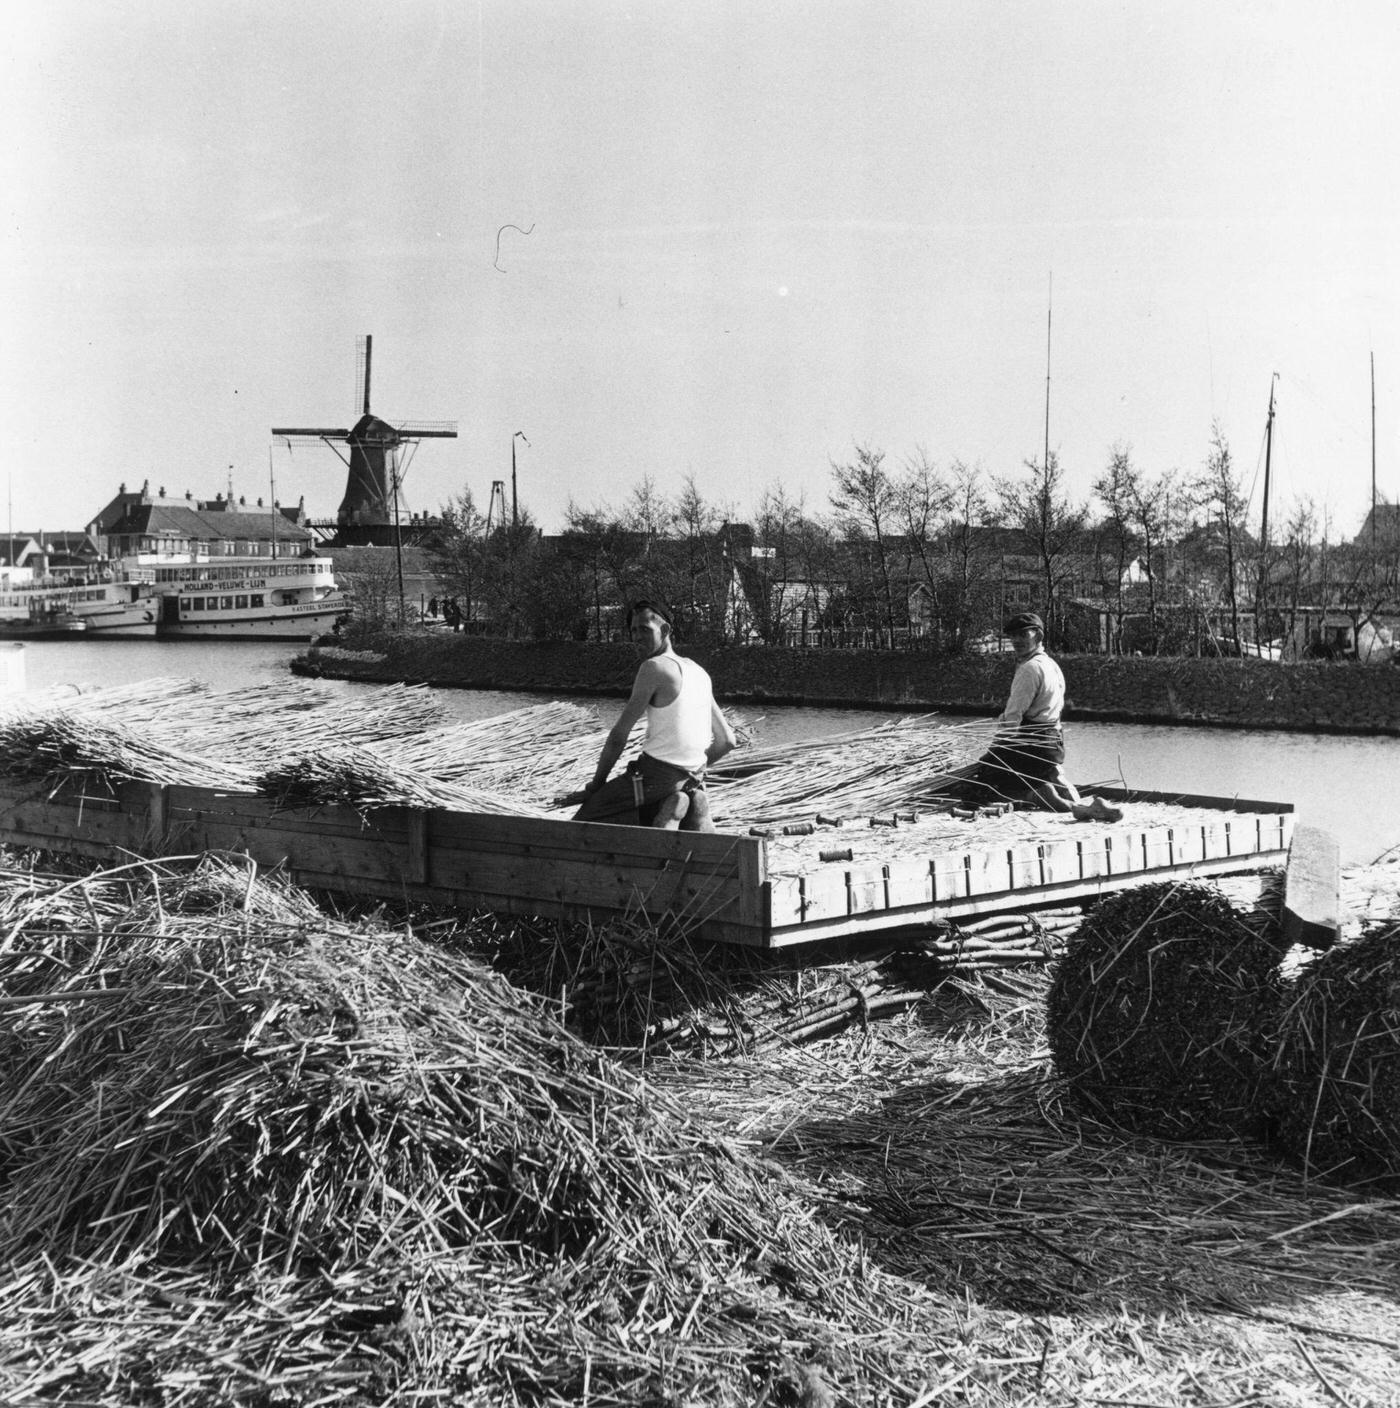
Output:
[{"xmin": 1004, "ymin": 612, "xmax": 1044, "ymax": 634}]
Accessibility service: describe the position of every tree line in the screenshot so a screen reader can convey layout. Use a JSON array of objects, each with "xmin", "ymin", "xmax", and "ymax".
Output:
[{"xmin": 401, "ymin": 428, "xmax": 1397, "ymax": 657}]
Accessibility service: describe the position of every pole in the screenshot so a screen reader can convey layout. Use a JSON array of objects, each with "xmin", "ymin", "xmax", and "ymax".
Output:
[
  {"xmin": 511, "ymin": 430, "xmax": 529, "ymax": 530},
  {"xmin": 1259, "ymin": 374, "xmax": 1277, "ymax": 649},
  {"xmin": 1044, "ymin": 272, "xmax": 1052, "ymax": 481},
  {"xmin": 392, "ymin": 450, "xmax": 406, "ymax": 621},
  {"xmin": 268, "ymin": 446, "xmax": 277, "ymax": 561},
  {"xmin": 1372, "ymin": 352, "xmax": 1377, "ymax": 547}
]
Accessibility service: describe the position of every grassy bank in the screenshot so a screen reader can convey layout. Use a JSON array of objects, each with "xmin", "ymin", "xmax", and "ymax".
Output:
[{"xmin": 297, "ymin": 627, "xmax": 1400, "ymax": 736}]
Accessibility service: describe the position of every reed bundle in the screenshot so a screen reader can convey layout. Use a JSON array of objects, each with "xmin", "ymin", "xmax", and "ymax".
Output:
[
  {"xmin": 1046, "ymin": 881, "xmax": 1288, "ymax": 1139},
  {"xmin": 1266, "ymin": 922, "xmax": 1400, "ymax": 1187},
  {"xmin": 255, "ymin": 742, "xmax": 550, "ymax": 817},
  {"xmin": 0, "ymin": 855, "xmax": 977, "ymax": 1406},
  {"xmin": 0, "ymin": 710, "xmax": 254, "ymax": 793},
  {"xmin": 378, "ymin": 701, "xmax": 606, "ymax": 793},
  {"xmin": 704, "ymin": 715, "xmax": 999, "ymax": 827}
]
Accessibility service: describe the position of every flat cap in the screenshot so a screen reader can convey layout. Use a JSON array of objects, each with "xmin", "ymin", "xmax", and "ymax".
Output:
[{"xmin": 1004, "ymin": 611, "xmax": 1044, "ymax": 634}]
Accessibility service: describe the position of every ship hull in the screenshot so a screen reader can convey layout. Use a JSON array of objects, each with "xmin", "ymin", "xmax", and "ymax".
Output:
[{"xmin": 156, "ymin": 599, "xmax": 350, "ymax": 641}]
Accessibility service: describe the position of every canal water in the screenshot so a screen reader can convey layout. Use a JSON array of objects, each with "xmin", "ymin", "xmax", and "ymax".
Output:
[{"xmin": 11, "ymin": 640, "xmax": 1399, "ymax": 866}]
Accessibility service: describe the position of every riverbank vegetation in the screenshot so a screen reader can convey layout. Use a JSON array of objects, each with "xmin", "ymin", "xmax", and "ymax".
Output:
[{"xmin": 376, "ymin": 434, "xmax": 1400, "ymax": 663}]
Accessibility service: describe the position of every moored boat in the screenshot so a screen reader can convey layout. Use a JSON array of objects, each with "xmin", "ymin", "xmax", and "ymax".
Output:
[
  {"xmin": 0, "ymin": 603, "xmax": 87, "ymax": 638},
  {"xmin": 44, "ymin": 579, "xmax": 158, "ymax": 636},
  {"xmin": 147, "ymin": 553, "xmax": 351, "ymax": 640}
]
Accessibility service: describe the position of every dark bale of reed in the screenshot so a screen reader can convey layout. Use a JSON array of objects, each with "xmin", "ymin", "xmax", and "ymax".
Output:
[
  {"xmin": 1267, "ymin": 922, "xmax": 1400, "ymax": 1187},
  {"xmin": 1047, "ymin": 881, "xmax": 1286, "ymax": 1138}
]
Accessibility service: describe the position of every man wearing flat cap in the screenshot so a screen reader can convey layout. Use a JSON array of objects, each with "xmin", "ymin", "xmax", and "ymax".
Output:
[{"xmin": 965, "ymin": 611, "xmax": 1081, "ymax": 812}]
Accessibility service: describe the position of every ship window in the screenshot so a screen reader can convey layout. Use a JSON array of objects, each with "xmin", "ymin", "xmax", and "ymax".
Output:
[
  {"xmin": 250, "ymin": 593, "xmax": 264, "ymax": 607},
  {"xmin": 190, "ymin": 597, "xmax": 203, "ymax": 610},
  {"xmin": 235, "ymin": 594, "xmax": 248, "ymax": 609},
  {"xmin": 220, "ymin": 596, "xmax": 233, "ymax": 610}
]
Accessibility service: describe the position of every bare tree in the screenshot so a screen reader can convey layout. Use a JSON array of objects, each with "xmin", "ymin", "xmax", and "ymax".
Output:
[
  {"xmin": 997, "ymin": 450, "xmax": 1087, "ymax": 646},
  {"xmin": 671, "ymin": 474, "xmax": 731, "ymax": 643},
  {"xmin": 941, "ymin": 461, "xmax": 1000, "ymax": 652},
  {"xmin": 755, "ymin": 484, "xmax": 831, "ymax": 645},
  {"xmin": 1277, "ymin": 496, "xmax": 1318, "ymax": 658},
  {"xmin": 894, "ymin": 447, "xmax": 956, "ymax": 647},
  {"xmin": 1194, "ymin": 423, "xmax": 1248, "ymax": 651},
  {"xmin": 1128, "ymin": 466, "xmax": 1172, "ymax": 653},
  {"xmin": 829, "ymin": 444, "xmax": 899, "ymax": 646},
  {"xmin": 1093, "ymin": 445, "xmax": 1137, "ymax": 653}
]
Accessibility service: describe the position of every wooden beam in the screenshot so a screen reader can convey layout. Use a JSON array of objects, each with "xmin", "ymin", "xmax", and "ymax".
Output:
[{"xmin": 1282, "ymin": 824, "xmax": 1341, "ymax": 951}]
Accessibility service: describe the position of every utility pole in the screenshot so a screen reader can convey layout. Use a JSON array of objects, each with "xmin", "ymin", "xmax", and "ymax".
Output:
[{"xmin": 511, "ymin": 431, "xmax": 529, "ymax": 530}]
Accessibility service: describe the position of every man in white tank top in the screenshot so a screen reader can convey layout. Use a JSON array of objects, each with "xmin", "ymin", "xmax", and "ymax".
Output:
[{"xmin": 575, "ymin": 600, "xmax": 737, "ymax": 830}]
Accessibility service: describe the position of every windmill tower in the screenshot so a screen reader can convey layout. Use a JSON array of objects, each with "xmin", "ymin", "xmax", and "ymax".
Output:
[{"xmin": 272, "ymin": 335, "xmax": 459, "ymax": 546}]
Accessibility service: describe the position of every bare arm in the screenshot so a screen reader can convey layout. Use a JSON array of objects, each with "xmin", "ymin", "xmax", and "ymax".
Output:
[
  {"xmin": 704, "ymin": 702, "xmax": 738, "ymax": 767},
  {"xmin": 585, "ymin": 659, "xmax": 666, "ymax": 793}
]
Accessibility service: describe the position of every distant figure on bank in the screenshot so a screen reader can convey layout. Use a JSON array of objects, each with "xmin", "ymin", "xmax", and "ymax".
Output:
[
  {"xmin": 574, "ymin": 600, "xmax": 737, "ymax": 830},
  {"xmin": 963, "ymin": 612, "xmax": 1082, "ymax": 813}
]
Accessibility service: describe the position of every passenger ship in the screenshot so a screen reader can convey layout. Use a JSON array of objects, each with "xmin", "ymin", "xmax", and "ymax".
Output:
[
  {"xmin": 0, "ymin": 575, "xmax": 159, "ymax": 638},
  {"xmin": 150, "ymin": 553, "xmax": 350, "ymax": 639},
  {"xmin": 87, "ymin": 483, "xmax": 352, "ymax": 641}
]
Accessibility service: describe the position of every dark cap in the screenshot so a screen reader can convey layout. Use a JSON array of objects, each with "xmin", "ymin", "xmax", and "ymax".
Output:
[
  {"xmin": 1004, "ymin": 612, "xmax": 1044, "ymax": 635},
  {"xmin": 626, "ymin": 599, "xmax": 673, "ymax": 630}
]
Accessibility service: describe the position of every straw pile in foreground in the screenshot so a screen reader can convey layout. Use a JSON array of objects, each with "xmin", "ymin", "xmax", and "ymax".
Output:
[
  {"xmin": 1046, "ymin": 881, "xmax": 1287, "ymax": 1139},
  {"xmin": 1267, "ymin": 921, "xmax": 1400, "ymax": 1188},
  {"xmin": 0, "ymin": 853, "xmax": 966, "ymax": 1406},
  {"xmin": 4, "ymin": 855, "xmax": 1399, "ymax": 1405}
]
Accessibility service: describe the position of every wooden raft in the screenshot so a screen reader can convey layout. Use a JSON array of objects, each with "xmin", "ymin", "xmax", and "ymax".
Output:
[{"xmin": 0, "ymin": 779, "xmax": 1294, "ymax": 948}]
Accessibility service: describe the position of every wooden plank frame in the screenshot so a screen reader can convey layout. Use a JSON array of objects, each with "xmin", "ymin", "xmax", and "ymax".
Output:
[{"xmin": 0, "ymin": 780, "xmax": 1294, "ymax": 951}]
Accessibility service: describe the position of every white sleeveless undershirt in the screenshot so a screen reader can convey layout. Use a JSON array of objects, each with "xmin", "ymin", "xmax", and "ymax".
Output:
[{"xmin": 643, "ymin": 657, "xmax": 714, "ymax": 770}]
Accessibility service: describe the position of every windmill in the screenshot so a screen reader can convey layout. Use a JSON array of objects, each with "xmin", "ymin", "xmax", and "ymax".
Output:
[{"xmin": 272, "ymin": 335, "xmax": 458, "ymax": 546}]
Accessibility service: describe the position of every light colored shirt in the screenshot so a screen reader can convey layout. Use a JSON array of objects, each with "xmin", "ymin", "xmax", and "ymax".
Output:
[
  {"xmin": 644, "ymin": 657, "xmax": 715, "ymax": 770},
  {"xmin": 998, "ymin": 648, "xmax": 1065, "ymax": 730}
]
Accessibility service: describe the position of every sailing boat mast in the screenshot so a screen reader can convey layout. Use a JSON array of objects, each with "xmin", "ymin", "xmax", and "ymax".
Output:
[
  {"xmin": 1372, "ymin": 352, "xmax": 1377, "ymax": 548},
  {"xmin": 1043, "ymin": 272, "xmax": 1052, "ymax": 480},
  {"xmin": 1258, "ymin": 373, "xmax": 1278, "ymax": 647}
]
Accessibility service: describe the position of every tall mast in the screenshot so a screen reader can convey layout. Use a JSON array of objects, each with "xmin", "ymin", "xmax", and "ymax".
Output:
[
  {"xmin": 1258, "ymin": 373, "xmax": 1277, "ymax": 646},
  {"xmin": 1043, "ymin": 272, "xmax": 1052, "ymax": 477},
  {"xmin": 1261, "ymin": 373, "xmax": 1277, "ymax": 554}
]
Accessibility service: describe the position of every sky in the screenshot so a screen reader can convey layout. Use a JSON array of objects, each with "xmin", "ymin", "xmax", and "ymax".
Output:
[{"xmin": 3, "ymin": 0, "xmax": 1398, "ymax": 541}]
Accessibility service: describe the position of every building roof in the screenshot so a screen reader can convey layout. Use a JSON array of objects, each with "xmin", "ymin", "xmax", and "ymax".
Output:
[{"xmin": 103, "ymin": 501, "xmax": 314, "ymax": 546}]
